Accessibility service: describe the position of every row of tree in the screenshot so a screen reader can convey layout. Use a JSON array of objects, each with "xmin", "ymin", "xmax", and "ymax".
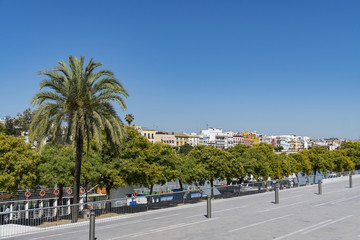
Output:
[
  {"xmin": 2, "ymin": 56, "xmax": 359, "ymax": 223},
  {"xmin": 1, "ymin": 126, "xmax": 359, "ymax": 202}
]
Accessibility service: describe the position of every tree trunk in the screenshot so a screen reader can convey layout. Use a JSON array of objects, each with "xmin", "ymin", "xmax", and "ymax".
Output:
[
  {"xmin": 147, "ymin": 185, "xmax": 154, "ymax": 210},
  {"xmin": 72, "ymin": 129, "xmax": 83, "ymax": 223},
  {"xmin": 296, "ymin": 174, "xmax": 300, "ymax": 187},
  {"xmin": 179, "ymin": 180, "xmax": 183, "ymax": 191},
  {"xmin": 105, "ymin": 184, "xmax": 112, "ymax": 213},
  {"xmin": 226, "ymin": 178, "xmax": 231, "ymax": 185},
  {"xmin": 313, "ymin": 168, "xmax": 317, "ymax": 184},
  {"xmin": 210, "ymin": 180, "xmax": 214, "ymax": 198},
  {"xmin": 179, "ymin": 180, "xmax": 184, "ymax": 202},
  {"xmin": 58, "ymin": 184, "xmax": 64, "ymax": 207},
  {"xmin": 56, "ymin": 184, "xmax": 64, "ymax": 221}
]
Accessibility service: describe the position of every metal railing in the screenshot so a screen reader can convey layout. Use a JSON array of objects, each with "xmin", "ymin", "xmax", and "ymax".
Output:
[
  {"xmin": 0, "ymin": 170, "xmax": 358, "ymax": 239},
  {"xmin": 0, "ymin": 184, "xmax": 269, "ymax": 239}
]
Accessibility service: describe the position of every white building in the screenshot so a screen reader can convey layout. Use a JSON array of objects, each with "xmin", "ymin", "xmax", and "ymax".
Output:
[
  {"xmin": 200, "ymin": 127, "xmax": 222, "ymax": 146},
  {"xmin": 200, "ymin": 127, "xmax": 234, "ymax": 149},
  {"xmin": 188, "ymin": 133, "xmax": 201, "ymax": 147}
]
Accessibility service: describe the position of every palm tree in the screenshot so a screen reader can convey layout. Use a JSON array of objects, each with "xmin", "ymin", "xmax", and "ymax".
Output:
[
  {"xmin": 125, "ymin": 114, "xmax": 134, "ymax": 126},
  {"xmin": 30, "ymin": 56, "xmax": 128, "ymax": 221}
]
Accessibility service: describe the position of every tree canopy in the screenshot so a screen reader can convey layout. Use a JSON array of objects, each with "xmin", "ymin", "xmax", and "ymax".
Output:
[
  {"xmin": 0, "ymin": 133, "xmax": 39, "ymax": 193},
  {"xmin": 341, "ymin": 141, "xmax": 360, "ymax": 169},
  {"xmin": 30, "ymin": 56, "xmax": 129, "ymax": 221},
  {"xmin": 0, "ymin": 122, "xmax": 5, "ymax": 133},
  {"xmin": 125, "ymin": 114, "xmax": 134, "ymax": 126}
]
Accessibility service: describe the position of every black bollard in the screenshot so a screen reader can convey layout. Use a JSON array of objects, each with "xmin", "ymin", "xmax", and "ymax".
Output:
[
  {"xmin": 207, "ymin": 195, "xmax": 211, "ymax": 218},
  {"xmin": 275, "ymin": 184, "xmax": 279, "ymax": 204},
  {"xmin": 349, "ymin": 174, "xmax": 353, "ymax": 188},
  {"xmin": 89, "ymin": 209, "xmax": 96, "ymax": 240},
  {"xmin": 318, "ymin": 179, "xmax": 322, "ymax": 195}
]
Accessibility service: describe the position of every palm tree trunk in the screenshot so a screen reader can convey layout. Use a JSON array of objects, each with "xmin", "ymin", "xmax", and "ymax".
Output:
[{"xmin": 72, "ymin": 129, "xmax": 83, "ymax": 223}]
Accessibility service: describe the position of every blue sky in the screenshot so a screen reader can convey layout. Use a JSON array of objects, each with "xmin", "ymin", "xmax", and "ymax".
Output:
[{"xmin": 0, "ymin": 0, "xmax": 359, "ymax": 139}]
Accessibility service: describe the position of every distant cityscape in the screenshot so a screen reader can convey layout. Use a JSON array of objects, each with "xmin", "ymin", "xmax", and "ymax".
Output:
[
  {"xmin": 0, "ymin": 117, "xmax": 353, "ymax": 153},
  {"xmin": 138, "ymin": 126, "xmax": 351, "ymax": 153}
]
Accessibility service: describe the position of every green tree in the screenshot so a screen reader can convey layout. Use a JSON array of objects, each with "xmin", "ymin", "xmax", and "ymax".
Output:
[
  {"xmin": 228, "ymin": 144, "xmax": 248, "ymax": 159},
  {"xmin": 176, "ymin": 143, "xmax": 196, "ymax": 190},
  {"xmin": 125, "ymin": 114, "xmax": 134, "ymax": 126},
  {"xmin": 188, "ymin": 145, "xmax": 233, "ymax": 197},
  {"xmin": 121, "ymin": 142, "xmax": 178, "ymax": 195},
  {"xmin": 226, "ymin": 156, "xmax": 246, "ymax": 185},
  {"xmin": 177, "ymin": 143, "xmax": 193, "ymax": 156},
  {"xmin": 341, "ymin": 141, "xmax": 360, "ymax": 169},
  {"xmin": 4, "ymin": 116, "xmax": 21, "ymax": 136},
  {"xmin": 228, "ymin": 144, "xmax": 250, "ymax": 183},
  {"xmin": 117, "ymin": 128, "xmax": 180, "ymax": 207},
  {"xmin": 0, "ymin": 133, "xmax": 39, "ymax": 193},
  {"xmin": 117, "ymin": 127, "xmax": 154, "ymax": 189},
  {"xmin": 38, "ymin": 144, "xmax": 74, "ymax": 207},
  {"xmin": 86, "ymin": 136, "xmax": 126, "ymax": 204},
  {"xmin": 331, "ymin": 149, "xmax": 355, "ymax": 172},
  {"xmin": 117, "ymin": 128, "xmax": 177, "ymax": 208},
  {"xmin": 14, "ymin": 108, "xmax": 33, "ymax": 133},
  {"xmin": 176, "ymin": 154, "xmax": 206, "ymax": 191},
  {"xmin": 289, "ymin": 151, "xmax": 312, "ymax": 184},
  {"xmin": 274, "ymin": 146, "xmax": 284, "ymax": 152},
  {"xmin": 239, "ymin": 144, "xmax": 273, "ymax": 181},
  {"xmin": 297, "ymin": 150, "xmax": 312, "ymax": 176},
  {"xmin": 0, "ymin": 122, "xmax": 5, "ymax": 133},
  {"xmin": 308, "ymin": 146, "xmax": 334, "ymax": 182},
  {"xmin": 146, "ymin": 143, "xmax": 179, "ymax": 192},
  {"xmin": 269, "ymin": 152, "xmax": 287, "ymax": 180},
  {"xmin": 30, "ymin": 56, "xmax": 128, "ymax": 222}
]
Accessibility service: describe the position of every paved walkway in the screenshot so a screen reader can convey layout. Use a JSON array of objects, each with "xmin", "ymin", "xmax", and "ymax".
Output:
[{"xmin": 4, "ymin": 176, "xmax": 360, "ymax": 240}]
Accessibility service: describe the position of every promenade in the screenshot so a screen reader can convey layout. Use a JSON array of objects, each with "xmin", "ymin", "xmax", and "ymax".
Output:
[{"xmin": 5, "ymin": 176, "xmax": 360, "ymax": 240}]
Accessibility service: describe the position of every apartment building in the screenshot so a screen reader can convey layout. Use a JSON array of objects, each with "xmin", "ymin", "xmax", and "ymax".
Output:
[
  {"xmin": 233, "ymin": 133, "xmax": 252, "ymax": 147},
  {"xmin": 215, "ymin": 135, "xmax": 226, "ymax": 148},
  {"xmin": 141, "ymin": 129, "xmax": 156, "ymax": 143},
  {"xmin": 188, "ymin": 133, "xmax": 201, "ymax": 147},
  {"xmin": 200, "ymin": 127, "xmax": 222, "ymax": 146},
  {"xmin": 271, "ymin": 135, "xmax": 312, "ymax": 153},
  {"xmin": 155, "ymin": 132, "xmax": 176, "ymax": 147},
  {"xmin": 174, "ymin": 132, "xmax": 189, "ymax": 147},
  {"xmin": 138, "ymin": 126, "xmax": 320, "ymax": 153},
  {"xmin": 200, "ymin": 127, "xmax": 235, "ymax": 149}
]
